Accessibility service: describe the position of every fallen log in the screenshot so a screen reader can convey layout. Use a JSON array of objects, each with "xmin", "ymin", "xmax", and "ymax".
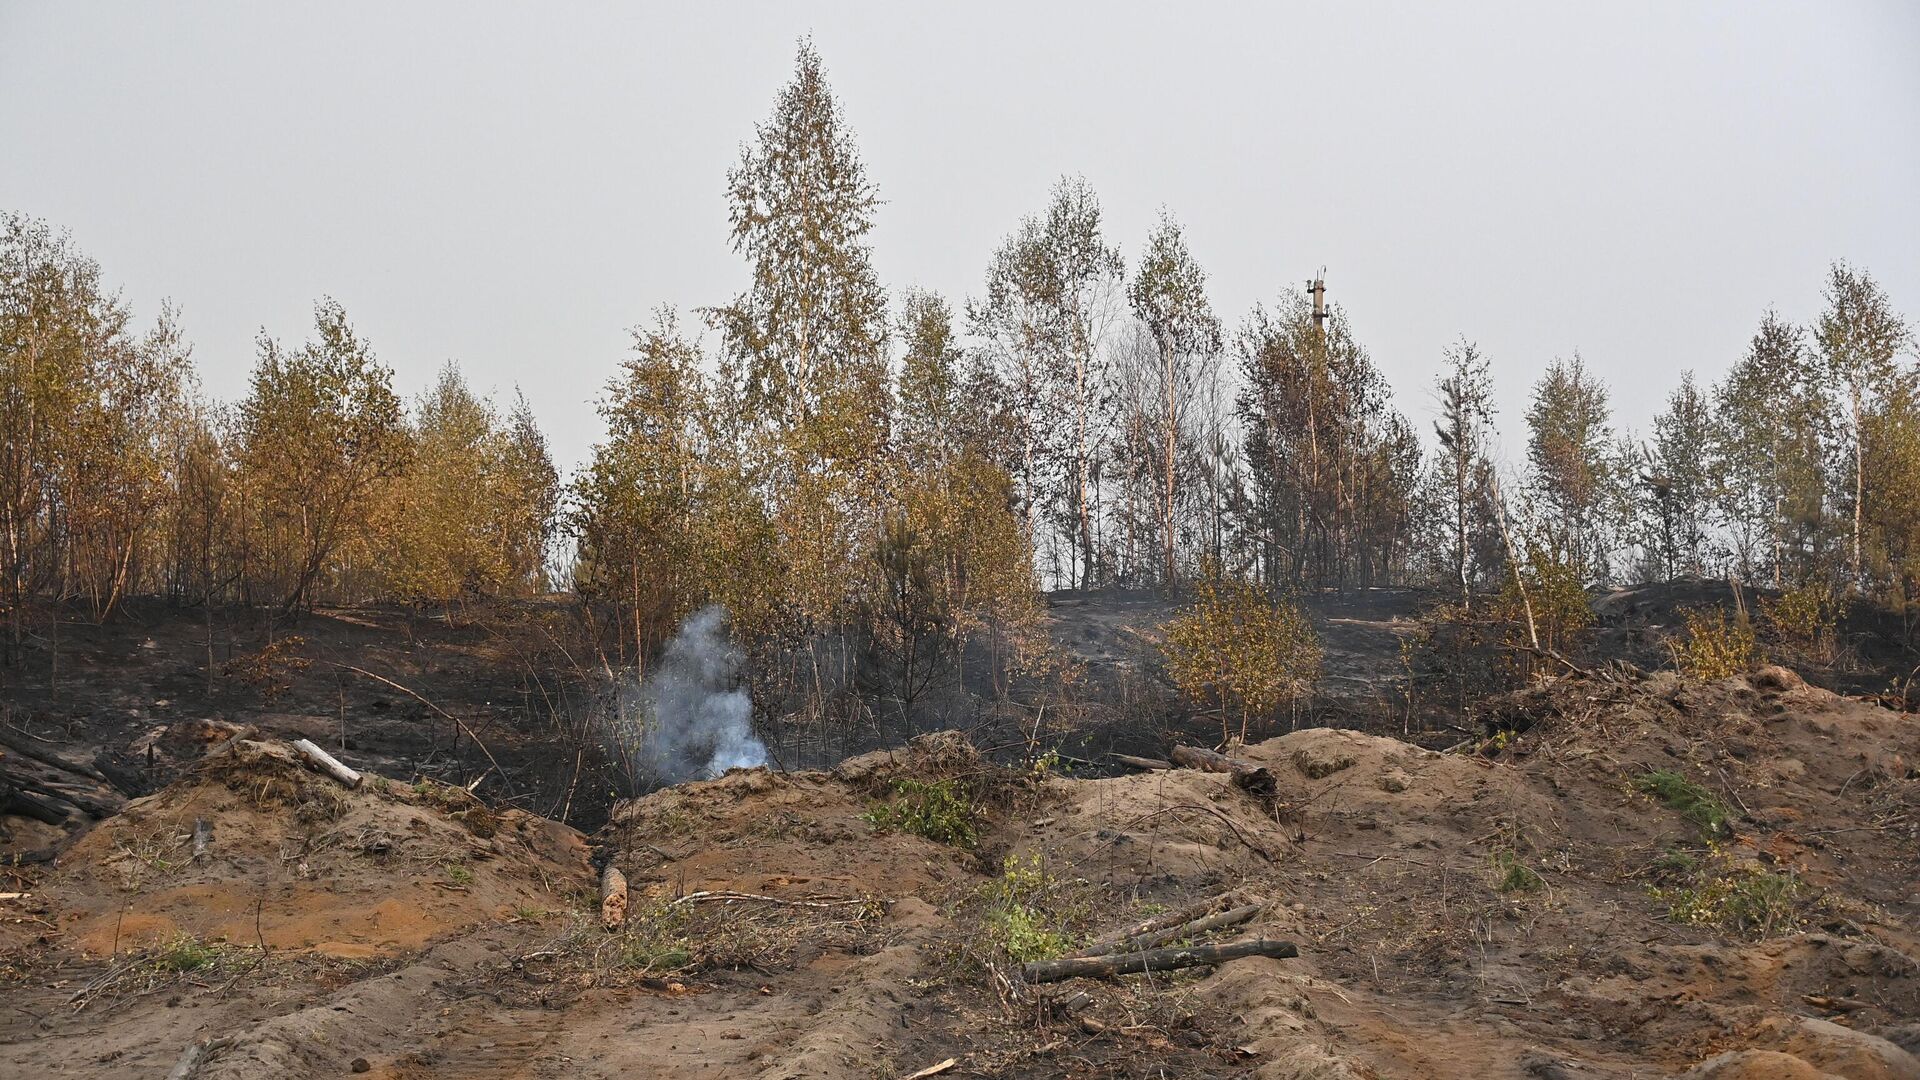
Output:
[
  {"xmin": 1169, "ymin": 745, "xmax": 1278, "ymax": 797},
  {"xmin": 1083, "ymin": 889, "xmax": 1247, "ymax": 953},
  {"xmin": 17, "ymin": 775, "xmax": 120, "ymax": 819},
  {"xmin": 1108, "ymin": 753, "xmax": 1173, "ymax": 772},
  {"xmin": 290, "ymin": 738, "xmax": 361, "ymax": 789},
  {"xmin": 1023, "ymin": 937, "xmax": 1298, "ymax": 983},
  {"xmin": 1077, "ymin": 903, "xmax": 1262, "ymax": 957},
  {"xmin": 0, "ymin": 729, "xmax": 109, "ymax": 783},
  {"xmin": 601, "ymin": 864, "xmax": 629, "ymax": 930},
  {"xmin": 0, "ymin": 779, "xmax": 72, "ymax": 826}
]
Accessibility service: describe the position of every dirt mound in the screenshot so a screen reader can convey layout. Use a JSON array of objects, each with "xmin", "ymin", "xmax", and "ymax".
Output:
[{"xmin": 28, "ymin": 739, "xmax": 592, "ymax": 960}]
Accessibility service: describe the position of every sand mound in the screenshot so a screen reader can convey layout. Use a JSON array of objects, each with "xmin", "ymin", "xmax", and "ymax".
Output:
[{"xmin": 38, "ymin": 739, "xmax": 592, "ymax": 959}]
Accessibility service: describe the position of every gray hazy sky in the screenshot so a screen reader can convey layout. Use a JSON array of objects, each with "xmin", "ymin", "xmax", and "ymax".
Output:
[{"xmin": 4, "ymin": 2, "xmax": 1917, "ymax": 474}]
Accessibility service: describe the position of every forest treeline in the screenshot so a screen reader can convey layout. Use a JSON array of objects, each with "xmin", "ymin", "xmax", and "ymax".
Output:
[{"xmin": 3, "ymin": 43, "xmax": 1915, "ymax": 683}]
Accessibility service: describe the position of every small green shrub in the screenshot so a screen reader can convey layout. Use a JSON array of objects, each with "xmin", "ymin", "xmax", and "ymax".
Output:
[
  {"xmin": 1766, "ymin": 584, "xmax": 1838, "ymax": 651},
  {"xmin": 1491, "ymin": 850, "xmax": 1543, "ymax": 893},
  {"xmin": 862, "ymin": 778, "xmax": 978, "ymax": 848},
  {"xmin": 151, "ymin": 934, "xmax": 220, "ymax": 973},
  {"xmin": 618, "ymin": 932, "xmax": 693, "ymax": 974},
  {"xmin": 979, "ymin": 853, "xmax": 1074, "ymax": 962},
  {"xmin": 1632, "ymin": 770, "xmax": 1732, "ymax": 837},
  {"xmin": 992, "ymin": 904, "xmax": 1073, "ymax": 963},
  {"xmin": 1651, "ymin": 857, "xmax": 1810, "ymax": 939},
  {"xmin": 1672, "ymin": 608, "xmax": 1757, "ymax": 679},
  {"xmin": 443, "ymin": 862, "xmax": 474, "ymax": 886}
]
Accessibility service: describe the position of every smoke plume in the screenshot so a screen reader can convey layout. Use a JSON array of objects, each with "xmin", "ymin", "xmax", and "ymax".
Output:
[{"xmin": 612, "ymin": 606, "xmax": 768, "ymax": 785}]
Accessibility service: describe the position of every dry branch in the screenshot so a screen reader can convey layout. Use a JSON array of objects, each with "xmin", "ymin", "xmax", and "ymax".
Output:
[
  {"xmin": 1077, "ymin": 903, "xmax": 1262, "ymax": 957},
  {"xmin": 290, "ymin": 738, "xmax": 361, "ymax": 788},
  {"xmin": 1084, "ymin": 890, "xmax": 1247, "ymax": 952},
  {"xmin": 667, "ymin": 890, "xmax": 875, "ymax": 911},
  {"xmin": 324, "ymin": 662, "xmax": 507, "ymax": 784},
  {"xmin": 901, "ymin": 1059, "xmax": 958, "ymax": 1079},
  {"xmin": 1022, "ymin": 937, "xmax": 1298, "ymax": 982},
  {"xmin": 1108, "ymin": 753, "xmax": 1173, "ymax": 772}
]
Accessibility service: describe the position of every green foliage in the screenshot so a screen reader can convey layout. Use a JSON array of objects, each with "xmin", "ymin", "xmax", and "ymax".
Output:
[
  {"xmin": 1236, "ymin": 287, "xmax": 1423, "ymax": 591},
  {"xmin": 443, "ymin": 862, "xmax": 474, "ymax": 886},
  {"xmin": 1494, "ymin": 542, "xmax": 1594, "ymax": 667},
  {"xmin": 150, "ymin": 933, "xmax": 221, "ymax": 973},
  {"xmin": 1766, "ymin": 583, "xmax": 1839, "ymax": 650},
  {"xmin": 1424, "ymin": 339, "xmax": 1503, "ymax": 601},
  {"xmin": 1637, "ymin": 372, "xmax": 1715, "ymax": 580},
  {"xmin": 978, "ymin": 853, "xmax": 1074, "ymax": 963},
  {"xmin": 236, "ymin": 299, "xmax": 410, "ymax": 610},
  {"xmin": 1819, "ymin": 261, "xmax": 1911, "ymax": 584},
  {"xmin": 609, "ymin": 898, "xmax": 698, "ymax": 975},
  {"xmin": 1161, "ymin": 567, "xmax": 1321, "ymax": 742},
  {"xmin": 377, "ymin": 367, "xmax": 558, "ymax": 605},
  {"xmin": 862, "ymin": 778, "xmax": 979, "ymax": 848},
  {"xmin": 1650, "ymin": 851, "xmax": 1811, "ymax": 939},
  {"xmin": 1672, "ymin": 608, "xmax": 1757, "ymax": 679},
  {"xmin": 1491, "ymin": 850, "xmax": 1544, "ymax": 894},
  {"xmin": 1632, "ymin": 770, "xmax": 1732, "ymax": 837},
  {"xmin": 1711, "ymin": 312, "xmax": 1832, "ymax": 586},
  {"xmin": 1525, "ymin": 354, "xmax": 1619, "ymax": 584},
  {"xmin": 1128, "ymin": 212, "xmax": 1223, "ymax": 585},
  {"xmin": 1650, "ymin": 844, "xmax": 1701, "ymax": 879}
]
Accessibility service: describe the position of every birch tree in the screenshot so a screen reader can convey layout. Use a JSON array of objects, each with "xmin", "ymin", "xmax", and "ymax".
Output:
[
  {"xmin": 1816, "ymin": 261, "xmax": 1910, "ymax": 587},
  {"xmin": 1127, "ymin": 212, "xmax": 1221, "ymax": 586}
]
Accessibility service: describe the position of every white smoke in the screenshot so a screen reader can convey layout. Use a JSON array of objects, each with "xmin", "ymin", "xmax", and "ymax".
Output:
[{"xmin": 613, "ymin": 606, "xmax": 768, "ymax": 784}]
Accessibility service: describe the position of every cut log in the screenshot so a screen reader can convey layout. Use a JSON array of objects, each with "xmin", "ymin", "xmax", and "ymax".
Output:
[
  {"xmin": 1084, "ymin": 890, "xmax": 1247, "ymax": 953},
  {"xmin": 1169, "ymin": 745, "xmax": 1278, "ymax": 797},
  {"xmin": 1022, "ymin": 937, "xmax": 1298, "ymax": 983},
  {"xmin": 1108, "ymin": 753, "xmax": 1173, "ymax": 772},
  {"xmin": 1077, "ymin": 903, "xmax": 1262, "ymax": 957},
  {"xmin": 601, "ymin": 864, "xmax": 629, "ymax": 930},
  {"xmin": 290, "ymin": 738, "xmax": 361, "ymax": 789}
]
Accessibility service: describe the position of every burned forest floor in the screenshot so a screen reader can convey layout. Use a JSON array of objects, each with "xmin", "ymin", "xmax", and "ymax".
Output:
[{"xmin": 1, "ymin": 586, "xmax": 1918, "ymax": 1078}]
